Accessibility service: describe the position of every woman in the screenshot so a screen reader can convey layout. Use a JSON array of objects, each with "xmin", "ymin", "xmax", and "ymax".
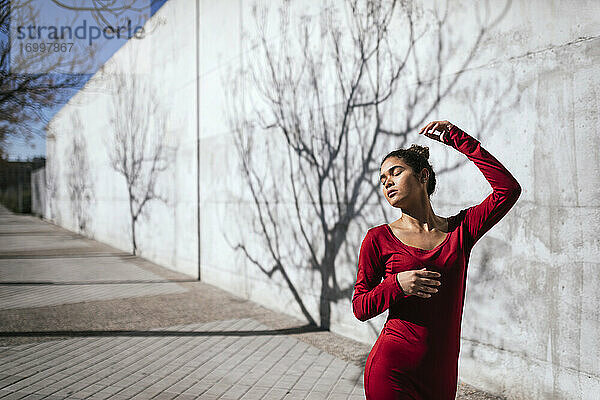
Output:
[{"xmin": 352, "ymin": 120, "xmax": 521, "ymax": 399}]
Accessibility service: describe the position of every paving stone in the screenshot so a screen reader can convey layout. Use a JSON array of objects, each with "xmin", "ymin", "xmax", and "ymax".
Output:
[
  {"xmin": 0, "ymin": 391, "xmax": 28, "ymax": 400},
  {"xmin": 151, "ymin": 392, "xmax": 178, "ymax": 400},
  {"xmin": 0, "ymin": 319, "xmax": 368, "ymax": 400},
  {"xmin": 262, "ymin": 387, "xmax": 291, "ymax": 400},
  {"xmin": 305, "ymin": 391, "xmax": 330, "ymax": 400},
  {"xmin": 239, "ymin": 385, "xmax": 271, "ymax": 400}
]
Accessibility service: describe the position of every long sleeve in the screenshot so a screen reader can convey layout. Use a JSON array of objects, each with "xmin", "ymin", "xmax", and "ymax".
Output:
[
  {"xmin": 352, "ymin": 230, "xmax": 409, "ymax": 322},
  {"xmin": 443, "ymin": 124, "xmax": 522, "ymax": 247}
]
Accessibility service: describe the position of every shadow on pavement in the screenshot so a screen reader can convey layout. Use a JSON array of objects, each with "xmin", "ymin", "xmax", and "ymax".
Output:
[{"xmin": 0, "ymin": 324, "xmax": 326, "ymax": 338}]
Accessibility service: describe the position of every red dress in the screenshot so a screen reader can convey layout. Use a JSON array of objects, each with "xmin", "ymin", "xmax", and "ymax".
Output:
[{"xmin": 352, "ymin": 125, "xmax": 521, "ymax": 399}]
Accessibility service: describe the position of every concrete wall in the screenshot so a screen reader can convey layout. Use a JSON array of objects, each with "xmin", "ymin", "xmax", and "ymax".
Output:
[
  {"xmin": 30, "ymin": 167, "xmax": 45, "ymax": 217},
  {"xmin": 48, "ymin": 0, "xmax": 600, "ymax": 399},
  {"xmin": 199, "ymin": 1, "xmax": 600, "ymax": 399},
  {"xmin": 46, "ymin": 0, "xmax": 198, "ymax": 276}
]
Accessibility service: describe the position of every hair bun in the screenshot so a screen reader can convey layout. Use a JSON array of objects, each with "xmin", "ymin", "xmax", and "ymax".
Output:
[{"xmin": 408, "ymin": 144, "xmax": 429, "ymax": 160}]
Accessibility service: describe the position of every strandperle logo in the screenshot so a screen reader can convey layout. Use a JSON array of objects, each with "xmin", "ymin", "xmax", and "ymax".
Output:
[
  {"xmin": 15, "ymin": 19, "xmax": 145, "ymax": 46},
  {"xmin": 9, "ymin": 0, "xmax": 151, "ymax": 74}
]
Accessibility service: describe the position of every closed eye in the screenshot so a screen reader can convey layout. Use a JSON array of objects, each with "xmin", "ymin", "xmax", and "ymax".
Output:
[{"xmin": 380, "ymin": 166, "xmax": 403, "ymax": 184}]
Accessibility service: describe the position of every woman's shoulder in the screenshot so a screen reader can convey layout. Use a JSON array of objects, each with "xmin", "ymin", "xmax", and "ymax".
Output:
[
  {"xmin": 364, "ymin": 224, "xmax": 390, "ymax": 240},
  {"xmin": 368, "ymin": 223, "xmax": 389, "ymax": 232},
  {"xmin": 447, "ymin": 208, "xmax": 469, "ymax": 231}
]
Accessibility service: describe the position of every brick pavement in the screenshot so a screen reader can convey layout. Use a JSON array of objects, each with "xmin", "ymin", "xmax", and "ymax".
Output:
[
  {"xmin": 0, "ymin": 204, "xmax": 503, "ymax": 399},
  {"xmin": 0, "ymin": 319, "xmax": 365, "ymax": 399}
]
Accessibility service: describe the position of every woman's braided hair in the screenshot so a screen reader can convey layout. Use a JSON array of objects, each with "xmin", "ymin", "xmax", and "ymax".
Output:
[{"xmin": 381, "ymin": 144, "xmax": 437, "ymax": 196}]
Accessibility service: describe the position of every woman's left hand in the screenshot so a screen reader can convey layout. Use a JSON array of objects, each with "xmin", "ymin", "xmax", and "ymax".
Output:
[{"xmin": 418, "ymin": 120, "xmax": 454, "ymax": 142}]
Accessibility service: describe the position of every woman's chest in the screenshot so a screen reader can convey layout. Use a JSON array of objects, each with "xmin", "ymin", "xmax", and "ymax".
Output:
[
  {"xmin": 381, "ymin": 239, "xmax": 462, "ymax": 275},
  {"xmin": 390, "ymin": 229, "xmax": 449, "ymax": 251},
  {"xmin": 383, "ymin": 252, "xmax": 432, "ymax": 274}
]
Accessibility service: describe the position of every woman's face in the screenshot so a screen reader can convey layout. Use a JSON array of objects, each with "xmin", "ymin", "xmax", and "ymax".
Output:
[{"xmin": 380, "ymin": 156, "xmax": 424, "ymax": 207}]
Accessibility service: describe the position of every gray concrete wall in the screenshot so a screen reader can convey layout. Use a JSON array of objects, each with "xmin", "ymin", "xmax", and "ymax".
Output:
[
  {"xmin": 47, "ymin": 0, "xmax": 600, "ymax": 398},
  {"xmin": 198, "ymin": 1, "xmax": 600, "ymax": 399},
  {"xmin": 46, "ymin": 0, "xmax": 198, "ymax": 277},
  {"xmin": 30, "ymin": 167, "xmax": 45, "ymax": 217}
]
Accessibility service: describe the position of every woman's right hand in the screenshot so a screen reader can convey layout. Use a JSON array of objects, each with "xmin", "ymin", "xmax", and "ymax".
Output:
[
  {"xmin": 396, "ymin": 268, "xmax": 441, "ymax": 298},
  {"xmin": 418, "ymin": 120, "xmax": 454, "ymax": 143}
]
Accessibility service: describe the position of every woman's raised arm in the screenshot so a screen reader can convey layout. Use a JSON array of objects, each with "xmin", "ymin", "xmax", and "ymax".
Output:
[{"xmin": 441, "ymin": 124, "xmax": 522, "ymax": 247}]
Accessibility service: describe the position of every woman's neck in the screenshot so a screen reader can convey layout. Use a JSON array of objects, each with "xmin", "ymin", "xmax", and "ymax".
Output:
[{"xmin": 396, "ymin": 200, "xmax": 444, "ymax": 232}]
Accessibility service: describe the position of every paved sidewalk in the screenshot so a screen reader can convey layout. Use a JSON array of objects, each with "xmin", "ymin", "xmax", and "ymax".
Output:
[{"xmin": 0, "ymin": 205, "xmax": 503, "ymax": 399}]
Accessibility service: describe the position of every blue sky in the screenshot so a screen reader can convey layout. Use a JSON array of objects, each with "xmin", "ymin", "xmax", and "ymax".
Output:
[{"xmin": 5, "ymin": 0, "xmax": 169, "ymax": 160}]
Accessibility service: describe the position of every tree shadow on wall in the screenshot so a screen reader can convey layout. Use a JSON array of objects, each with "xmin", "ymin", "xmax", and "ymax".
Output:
[
  {"xmin": 65, "ymin": 111, "xmax": 94, "ymax": 235},
  {"xmin": 45, "ymin": 125, "xmax": 62, "ymax": 224},
  {"xmin": 106, "ymin": 73, "xmax": 174, "ymax": 256},
  {"xmin": 224, "ymin": 0, "xmax": 515, "ymax": 330}
]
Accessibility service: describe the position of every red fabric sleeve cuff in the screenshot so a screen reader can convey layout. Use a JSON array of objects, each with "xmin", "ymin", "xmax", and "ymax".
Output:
[
  {"xmin": 392, "ymin": 274, "xmax": 410, "ymax": 298},
  {"xmin": 442, "ymin": 123, "xmax": 459, "ymax": 146}
]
